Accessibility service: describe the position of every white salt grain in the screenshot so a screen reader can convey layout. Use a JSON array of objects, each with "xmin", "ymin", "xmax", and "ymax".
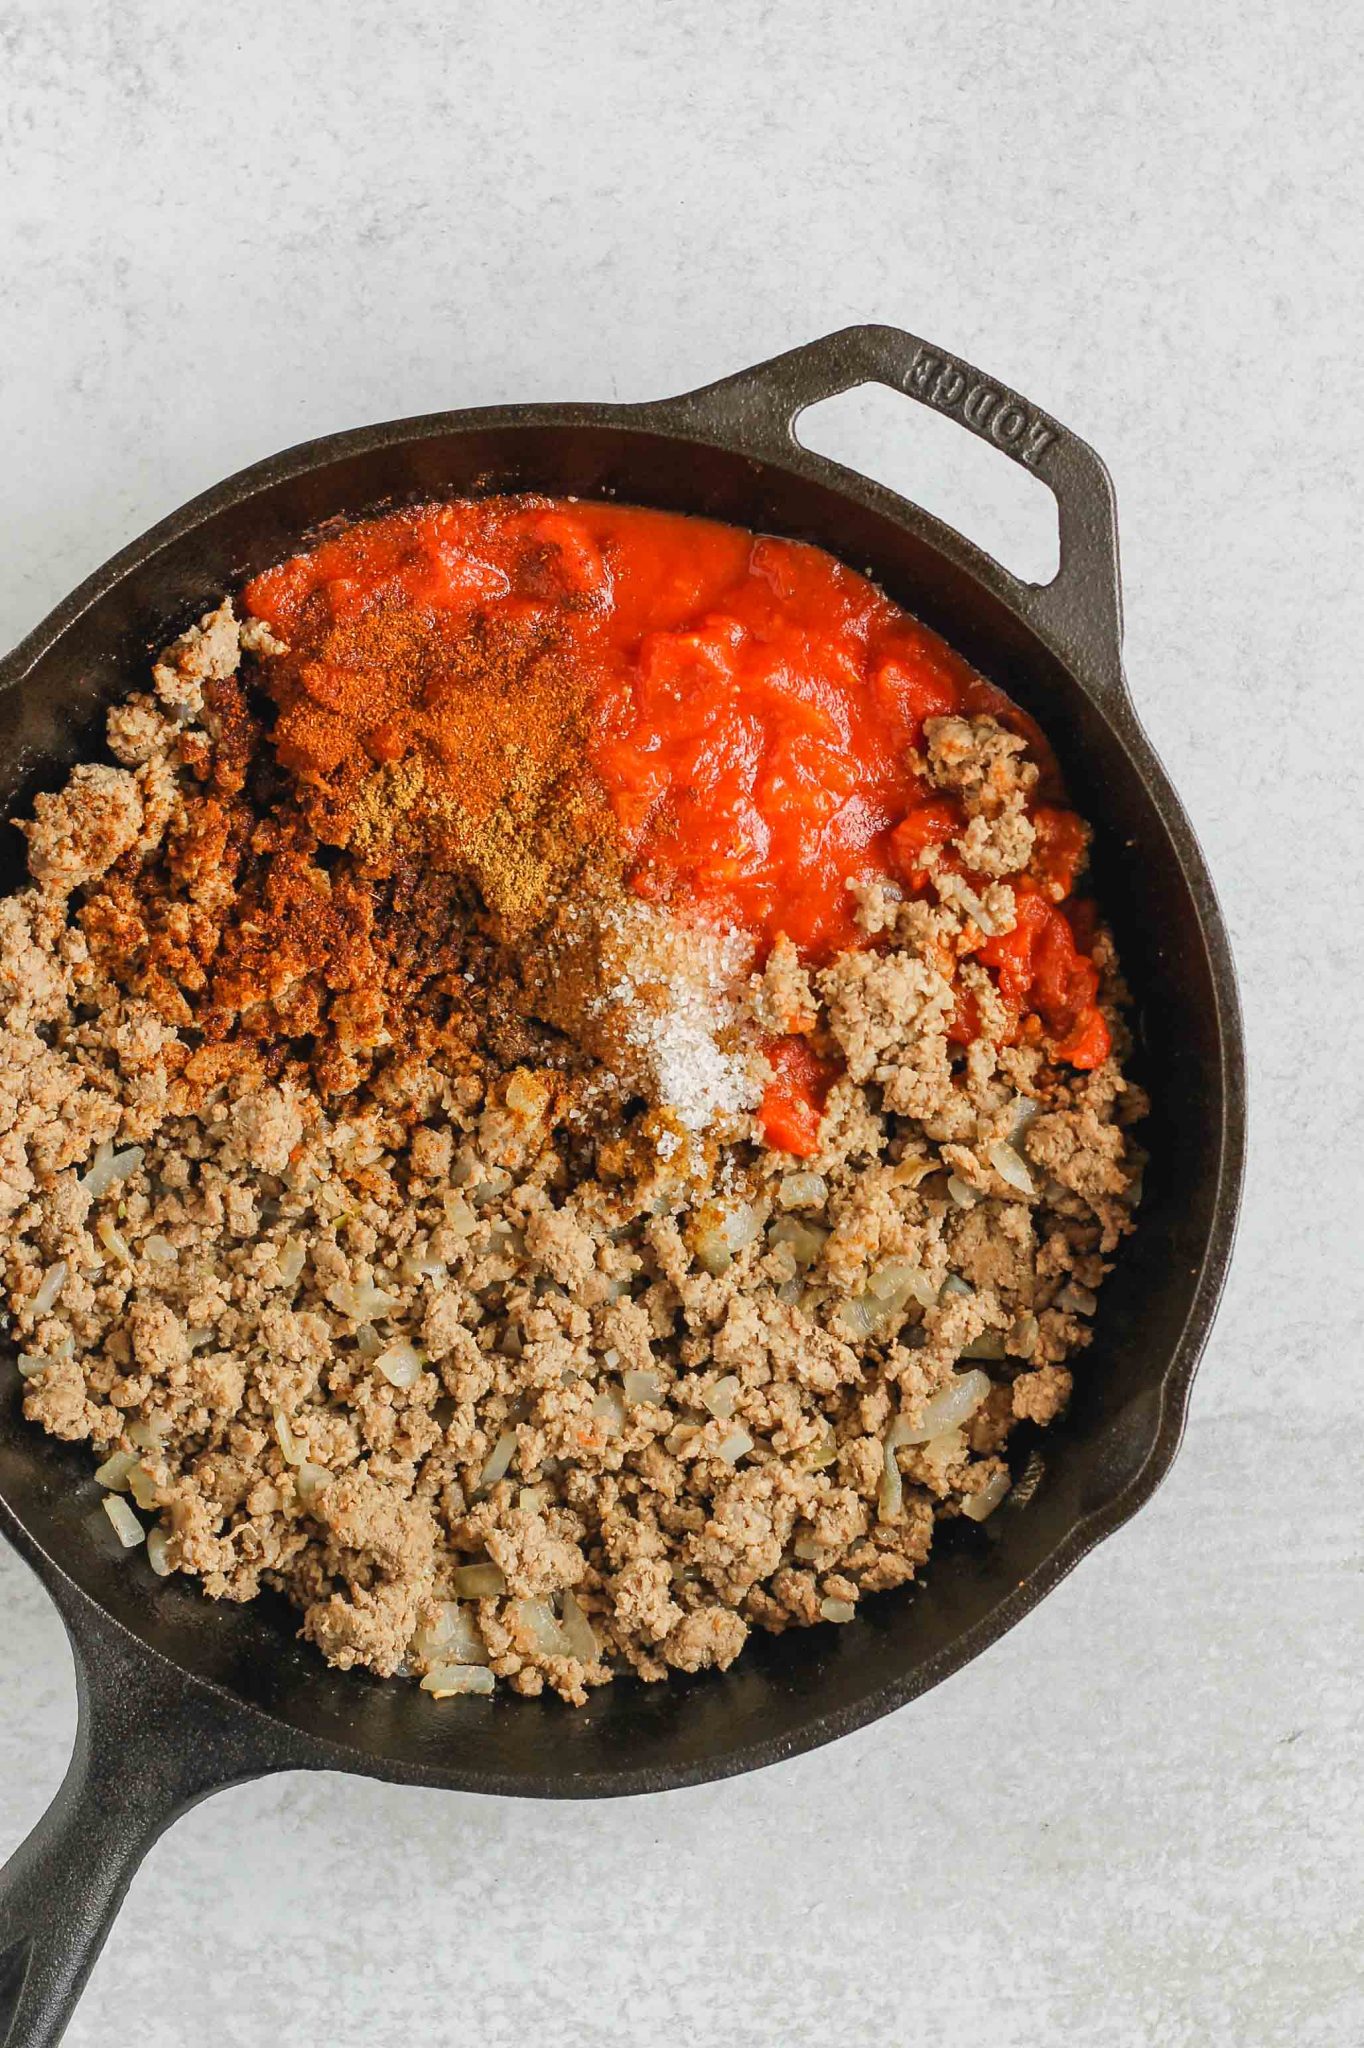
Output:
[{"xmin": 601, "ymin": 905, "xmax": 757, "ymax": 1132}]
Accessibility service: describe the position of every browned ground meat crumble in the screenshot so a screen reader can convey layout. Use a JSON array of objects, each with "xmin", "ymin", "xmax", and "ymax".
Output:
[{"xmin": 1, "ymin": 601, "xmax": 1144, "ymax": 1704}]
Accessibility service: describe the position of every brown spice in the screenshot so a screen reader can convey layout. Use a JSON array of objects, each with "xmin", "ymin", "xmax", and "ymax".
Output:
[
  {"xmin": 76, "ymin": 582, "xmax": 641, "ymax": 1108},
  {"xmin": 263, "ymin": 601, "xmax": 622, "ymax": 937}
]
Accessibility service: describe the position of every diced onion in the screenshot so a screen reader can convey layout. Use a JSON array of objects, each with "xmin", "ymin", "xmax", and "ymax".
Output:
[
  {"xmin": 1008, "ymin": 1095, "xmax": 1041, "ymax": 1144},
  {"xmin": 413, "ymin": 1601, "xmax": 489, "ymax": 1665},
  {"xmin": 128, "ymin": 1416, "xmax": 167, "ymax": 1451},
  {"xmin": 833, "ymin": 1294, "xmax": 880, "ymax": 1340},
  {"xmin": 275, "ymin": 1237, "xmax": 307, "ymax": 1285},
  {"xmin": 355, "ymin": 1323, "xmax": 384, "ymax": 1357},
  {"xmin": 273, "ymin": 1407, "xmax": 305, "ymax": 1465},
  {"xmin": 451, "ymin": 1561, "xmax": 507, "ymax": 1598},
  {"xmin": 721, "ymin": 1203, "xmax": 763, "ymax": 1252},
  {"xmin": 820, "ymin": 1597, "xmax": 856, "ymax": 1623},
  {"xmin": 890, "ymin": 1369, "xmax": 992, "ymax": 1447},
  {"xmin": 33, "ymin": 1262, "xmax": 68, "ymax": 1315},
  {"xmin": 693, "ymin": 1229, "xmax": 732, "ymax": 1276},
  {"xmin": 962, "ymin": 1468, "xmax": 1012, "ymax": 1521},
  {"xmin": 946, "ymin": 1175, "xmax": 979, "ymax": 1209},
  {"xmin": 696, "ymin": 1201, "xmax": 762, "ymax": 1276},
  {"xmin": 623, "ymin": 1368, "xmax": 665, "ymax": 1405},
  {"xmin": 702, "ymin": 1374, "xmax": 740, "ymax": 1420},
  {"xmin": 715, "ymin": 1427, "xmax": 753, "ymax": 1465},
  {"xmin": 326, "ymin": 1280, "xmax": 400, "ymax": 1319},
  {"xmin": 420, "ymin": 1662, "xmax": 496, "ymax": 1697},
  {"xmin": 505, "ymin": 1069, "xmax": 549, "ymax": 1118},
  {"xmin": 375, "ymin": 1341, "xmax": 424, "ymax": 1389},
  {"xmin": 440, "ymin": 1194, "xmax": 478, "ymax": 1239},
  {"xmin": 560, "ymin": 1590, "xmax": 599, "ymax": 1663},
  {"xmin": 864, "ymin": 1265, "xmax": 904, "ymax": 1304},
  {"xmin": 940, "ymin": 1274, "xmax": 974, "ymax": 1299},
  {"xmin": 768, "ymin": 1216, "xmax": 828, "ymax": 1266},
  {"xmin": 478, "ymin": 1428, "xmax": 518, "ymax": 1489},
  {"xmin": 96, "ymin": 1449, "xmax": 138, "ymax": 1491},
  {"xmin": 96, "ymin": 1217, "xmax": 133, "ymax": 1265},
  {"xmin": 102, "ymin": 1494, "xmax": 144, "ymax": 1547},
  {"xmin": 113, "ymin": 1141, "xmax": 144, "ymax": 1181},
  {"xmin": 1057, "ymin": 1281, "xmax": 1097, "ymax": 1315},
  {"xmin": 127, "ymin": 1461, "xmax": 160, "ymax": 1510},
  {"xmin": 446, "ymin": 1606, "xmax": 492, "ymax": 1665},
  {"xmin": 867, "ymin": 1258, "xmax": 939, "ymax": 1311},
  {"xmin": 296, "ymin": 1462, "xmax": 333, "ymax": 1505},
  {"xmin": 512, "ymin": 1597, "xmax": 571, "ymax": 1657},
  {"xmin": 988, "ymin": 1139, "xmax": 1036, "ymax": 1196},
  {"xmin": 778, "ymin": 1172, "xmax": 828, "ymax": 1211},
  {"xmin": 796, "ymin": 1428, "xmax": 837, "ymax": 1472},
  {"xmin": 17, "ymin": 1351, "xmax": 52, "ymax": 1380},
  {"xmin": 401, "ymin": 1253, "xmax": 448, "ymax": 1284},
  {"xmin": 81, "ymin": 1141, "xmax": 144, "ymax": 1198},
  {"xmin": 591, "ymin": 1387, "xmax": 626, "ymax": 1433},
  {"xmin": 146, "ymin": 1525, "xmax": 173, "ymax": 1576},
  {"xmin": 80, "ymin": 1140, "xmax": 115, "ymax": 1196},
  {"xmin": 144, "ymin": 1234, "xmax": 177, "ymax": 1264},
  {"xmin": 1009, "ymin": 1312, "xmax": 1040, "ymax": 1354},
  {"xmin": 355, "ymin": 1279, "xmax": 402, "ymax": 1317}
]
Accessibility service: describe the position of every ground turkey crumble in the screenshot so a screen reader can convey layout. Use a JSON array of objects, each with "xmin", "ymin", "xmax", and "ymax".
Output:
[{"xmin": 1, "ymin": 600, "xmax": 1145, "ymax": 1704}]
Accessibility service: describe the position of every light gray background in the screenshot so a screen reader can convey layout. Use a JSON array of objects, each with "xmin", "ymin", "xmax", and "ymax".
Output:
[{"xmin": 2, "ymin": 4, "xmax": 1360, "ymax": 2044}]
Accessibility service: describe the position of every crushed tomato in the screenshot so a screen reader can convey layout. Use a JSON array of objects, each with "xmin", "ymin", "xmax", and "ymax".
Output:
[
  {"xmin": 758, "ymin": 1038, "xmax": 839, "ymax": 1158},
  {"xmin": 888, "ymin": 797, "xmax": 965, "ymax": 892},
  {"xmin": 976, "ymin": 883, "xmax": 1110, "ymax": 1070},
  {"xmin": 245, "ymin": 496, "xmax": 1109, "ymax": 1082}
]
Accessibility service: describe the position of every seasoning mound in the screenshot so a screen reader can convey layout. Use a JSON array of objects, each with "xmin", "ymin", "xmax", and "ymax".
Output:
[{"xmin": 1, "ymin": 500, "xmax": 1145, "ymax": 1706}]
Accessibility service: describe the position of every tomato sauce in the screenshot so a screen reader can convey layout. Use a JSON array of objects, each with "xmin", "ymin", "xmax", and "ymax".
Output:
[{"xmin": 245, "ymin": 497, "xmax": 1110, "ymax": 1146}]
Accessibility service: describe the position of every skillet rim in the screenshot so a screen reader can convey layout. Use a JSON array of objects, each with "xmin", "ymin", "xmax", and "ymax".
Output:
[{"xmin": 0, "ymin": 385, "xmax": 1246, "ymax": 1799}]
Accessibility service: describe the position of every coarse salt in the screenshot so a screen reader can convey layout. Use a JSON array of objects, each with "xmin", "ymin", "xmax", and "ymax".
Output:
[{"xmin": 596, "ymin": 902, "xmax": 758, "ymax": 1133}]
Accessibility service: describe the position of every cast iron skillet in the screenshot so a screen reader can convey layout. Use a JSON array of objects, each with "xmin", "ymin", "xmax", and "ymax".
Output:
[{"xmin": 0, "ymin": 324, "xmax": 1244, "ymax": 2048}]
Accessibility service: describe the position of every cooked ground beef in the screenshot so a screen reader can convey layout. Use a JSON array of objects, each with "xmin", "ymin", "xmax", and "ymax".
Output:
[{"xmin": 1, "ymin": 600, "xmax": 1144, "ymax": 1704}]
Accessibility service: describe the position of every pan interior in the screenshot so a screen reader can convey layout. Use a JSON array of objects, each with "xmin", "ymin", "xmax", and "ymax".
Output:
[{"xmin": 0, "ymin": 418, "xmax": 1234, "ymax": 1792}]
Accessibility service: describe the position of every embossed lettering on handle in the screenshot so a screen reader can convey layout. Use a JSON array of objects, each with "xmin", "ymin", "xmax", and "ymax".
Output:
[
  {"xmin": 903, "ymin": 347, "xmax": 1057, "ymax": 470},
  {"xmin": 663, "ymin": 323, "xmax": 1125, "ymax": 702}
]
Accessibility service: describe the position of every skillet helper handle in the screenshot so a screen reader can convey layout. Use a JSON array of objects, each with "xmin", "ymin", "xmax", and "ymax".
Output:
[
  {"xmin": 666, "ymin": 322, "xmax": 1125, "ymax": 699},
  {"xmin": 0, "ymin": 1606, "xmax": 285, "ymax": 2048}
]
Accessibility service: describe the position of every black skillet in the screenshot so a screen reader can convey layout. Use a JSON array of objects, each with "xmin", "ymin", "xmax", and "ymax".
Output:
[{"xmin": 0, "ymin": 324, "xmax": 1245, "ymax": 2048}]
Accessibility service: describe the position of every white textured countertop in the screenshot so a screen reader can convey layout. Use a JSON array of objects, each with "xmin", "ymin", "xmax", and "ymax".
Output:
[{"xmin": 2, "ymin": 5, "xmax": 1360, "ymax": 2044}]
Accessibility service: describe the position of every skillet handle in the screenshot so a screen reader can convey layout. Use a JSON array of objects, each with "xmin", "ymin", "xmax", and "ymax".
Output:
[
  {"xmin": 0, "ymin": 1601, "xmax": 291, "ymax": 2048},
  {"xmin": 664, "ymin": 322, "xmax": 1126, "ymax": 700}
]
